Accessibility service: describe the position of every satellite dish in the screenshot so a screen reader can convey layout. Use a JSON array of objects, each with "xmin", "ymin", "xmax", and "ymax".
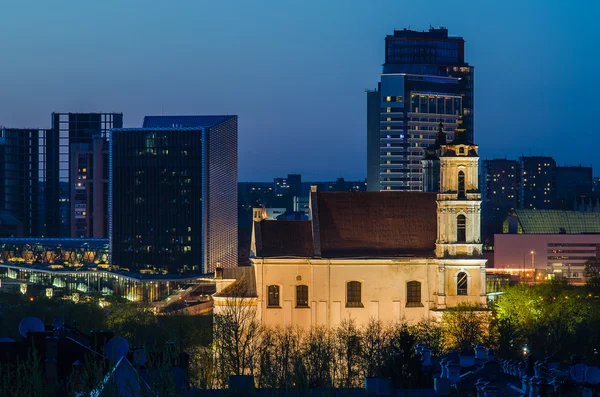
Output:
[
  {"xmin": 570, "ymin": 363, "xmax": 587, "ymax": 383},
  {"xmin": 18, "ymin": 317, "xmax": 45, "ymax": 338},
  {"xmin": 52, "ymin": 318, "xmax": 64, "ymax": 329},
  {"xmin": 133, "ymin": 348, "xmax": 147, "ymax": 366},
  {"xmin": 104, "ymin": 336, "xmax": 129, "ymax": 361},
  {"xmin": 586, "ymin": 366, "xmax": 600, "ymax": 385}
]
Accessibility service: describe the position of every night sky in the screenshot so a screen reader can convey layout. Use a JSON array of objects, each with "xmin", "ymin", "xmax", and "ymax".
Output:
[{"xmin": 1, "ymin": 0, "xmax": 597, "ymax": 181}]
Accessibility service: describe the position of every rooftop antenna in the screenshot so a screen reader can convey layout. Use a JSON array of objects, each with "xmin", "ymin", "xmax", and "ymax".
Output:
[{"xmin": 19, "ymin": 317, "xmax": 45, "ymax": 338}]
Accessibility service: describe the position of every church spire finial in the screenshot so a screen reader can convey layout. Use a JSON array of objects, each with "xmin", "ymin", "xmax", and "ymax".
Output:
[{"xmin": 450, "ymin": 116, "xmax": 470, "ymax": 145}]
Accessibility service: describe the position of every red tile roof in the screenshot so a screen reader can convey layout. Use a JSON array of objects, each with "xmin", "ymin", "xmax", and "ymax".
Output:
[
  {"xmin": 255, "ymin": 220, "xmax": 314, "ymax": 258},
  {"xmin": 315, "ymin": 192, "xmax": 438, "ymax": 257}
]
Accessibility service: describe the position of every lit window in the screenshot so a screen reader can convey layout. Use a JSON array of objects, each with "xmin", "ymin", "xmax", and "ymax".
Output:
[{"xmin": 386, "ymin": 96, "xmax": 392, "ymax": 102}]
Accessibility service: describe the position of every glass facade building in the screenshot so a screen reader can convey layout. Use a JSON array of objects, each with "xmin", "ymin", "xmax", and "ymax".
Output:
[
  {"xmin": 0, "ymin": 128, "xmax": 47, "ymax": 237},
  {"xmin": 48, "ymin": 113, "xmax": 122, "ymax": 237},
  {"xmin": 367, "ymin": 27, "xmax": 474, "ymax": 192},
  {"xmin": 110, "ymin": 116, "xmax": 238, "ymax": 274}
]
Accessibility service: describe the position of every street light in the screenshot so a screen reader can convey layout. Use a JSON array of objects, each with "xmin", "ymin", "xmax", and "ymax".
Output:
[{"xmin": 530, "ymin": 251, "xmax": 536, "ymax": 283}]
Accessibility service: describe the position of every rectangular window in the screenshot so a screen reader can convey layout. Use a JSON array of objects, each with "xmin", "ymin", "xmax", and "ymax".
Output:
[
  {"xmin": 268, "ymin": 285, "xmax": 280, "ymax": 307},
  {"xmin": 346, "ymin": 281, "xmax": 363, "ymax": 308},
  {"xmin": 406, "ymin": 281, "xmax": 423, "ymax": 307},
  {"xmin": 296, "ymin": 285, "xmax": 309, "ymax": 308}
]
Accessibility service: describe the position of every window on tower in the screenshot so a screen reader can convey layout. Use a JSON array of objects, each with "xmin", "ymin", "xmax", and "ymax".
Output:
[
  {"xmin": 457, "ymin": 214, "xmax": 466, "ymax": 243},
  {"xmin": 458, "ymin": 171, "xmax": 466, "ymax": 199}
]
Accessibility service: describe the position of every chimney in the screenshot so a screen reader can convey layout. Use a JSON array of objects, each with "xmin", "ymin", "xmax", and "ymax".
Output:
[
  {"xmin": 45, "ymin": 336, "xmax": 58, "ymax": 387},
  {"xmin": 474, "ymin": 344, "xmax": 486, "ymax": 360}
]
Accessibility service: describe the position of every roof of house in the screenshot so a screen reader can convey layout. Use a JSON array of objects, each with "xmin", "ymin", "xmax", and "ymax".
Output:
[
  {"xmin": 214, "ymin": 266, "xmax": 257, "ymax": 298},
  {"xmin": 142, "ymin": 115, "xmax": 235, "ymax": 129},
  {"xmin": 514, "ymin": 209, "xmax": 600, "ymax": 234},
  {"xmin": 252, "ymin": 191, "xmax": 438, "ymax": 259}
]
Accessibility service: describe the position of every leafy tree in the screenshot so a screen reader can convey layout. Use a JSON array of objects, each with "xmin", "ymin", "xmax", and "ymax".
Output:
[{"xmin": 442, "ymin": 302, "xmax": 489, "ymax": 353}]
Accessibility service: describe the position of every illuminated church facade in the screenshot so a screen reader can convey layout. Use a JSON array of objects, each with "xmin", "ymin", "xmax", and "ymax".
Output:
[{"xmin": 215, "ymin": 118, "xmax": 486, "ymax": 327}]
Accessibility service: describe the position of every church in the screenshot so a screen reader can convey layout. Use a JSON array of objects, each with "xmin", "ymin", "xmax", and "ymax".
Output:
[{"xmin": 214, "ymin": 118, "xmax": 487, "ymax": 327}]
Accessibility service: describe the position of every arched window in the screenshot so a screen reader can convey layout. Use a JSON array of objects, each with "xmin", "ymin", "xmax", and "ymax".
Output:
[
  {"xmin": 457, "ymin": 214, "xmax": 466, "ymax": 243},
  {"xmin": 346, "ymin": 281, "xmax": 363, "ymax": 308},
  {"xmin": 457, "ymin": 272, "xmax": 468, "ymax": 295},
  {"xmin": 267, "ymin": 285, "xmax": 280, "ymax": 307},
  {"xmin": 406, "ymin": 281, "xmax": 423, "ymax": 307},
  {"xmin": 296, "ymin": 285, "xmax": 309, "ymax": 308},
  {"xmin": 458, "ymin": 170, "xmax": 466, "ymax": 199}
]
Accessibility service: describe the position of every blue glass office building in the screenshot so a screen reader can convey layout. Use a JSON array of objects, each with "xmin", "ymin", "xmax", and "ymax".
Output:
[
  {"xmin": 367, "ymin": 27, "xmax": 474, "ymax": 192},
  {"xmin": 109, "ymin": 116, "xmax": 237, "ymax": 274}
]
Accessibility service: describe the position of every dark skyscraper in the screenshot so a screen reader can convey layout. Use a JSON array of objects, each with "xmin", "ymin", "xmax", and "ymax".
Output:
[
  {"xmin": 0, "ymin": 128, "xmax": 46, "ymax": 237},
  {"xmin": 482, "ymin": 159, "xmax": 519, "ymax": 242},
  {"xmin": 110, "ymin": 115, "xmax": 237, "ymax": 274},
  {"xmin": 367, "ymin": 27, "xmax": 474, "ymax": 192},
  {"xmin": 555, "ymin": 166, "xmax": 593, "ymax": 208},
  {"xmin": 47, "ymin": 113, "xmax": 122, "ymax": 237},
  {"xmin": 519, "ymin": 156, "xmax": 556, "ymax": 209}
]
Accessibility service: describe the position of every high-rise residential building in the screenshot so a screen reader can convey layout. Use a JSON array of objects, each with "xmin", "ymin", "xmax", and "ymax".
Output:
[
  {"xmin": 70, "ymin": 137, "xmax": 109, "ymax": 238},
  {"xmin": 0, "ymin": 128, "xmax": 47, "ymax": 237},
  {"xmin": 367, "ymin": 27, "xmax": 474, "ymax": 192},
  {"xmin": 555, "ymin": 166, "xmax": 593, "ymax": 208},
  {"xmin": 110, "ymin": 115, "xmax": 237, "ymax": 274},
  {"xmin": 482, "ymin": 159, "xmax": 519, "ymax": 242},
  {"xmin": 519, "ymin": 156, "xmax": 556, "ymax": 209},
  {"xmin": 274, "ymin": 174, "xmax": 302, "ymax": 197},
  {"xmin": 47, "ymin": 113, "xmax": 123, "ymax": 237}
]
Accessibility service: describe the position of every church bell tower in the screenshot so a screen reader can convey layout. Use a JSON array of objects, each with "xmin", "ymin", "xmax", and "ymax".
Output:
[{"xmin": 436, "ymin": 117, "xmax": 482, "ymax": 258}]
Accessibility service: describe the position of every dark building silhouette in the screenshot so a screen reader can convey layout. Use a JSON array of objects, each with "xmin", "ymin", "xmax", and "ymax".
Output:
[
  {"xmin": 110, "ymin": 116, "xmax": 237, "ymax": 274},
  {"xmin": 47, "ymin": 113, "xmax": 122, "ymax": 237},
  {"xmin": 555, "ymin": 166, "xmax": 593, "ymax": 209},
  {"xmin": 482, "ymin": 159, "xmax": 519, "ymax": 243},
  {"xmin": 367, "ymin": 27, "xmax": 474, "ymax": 191},
  {"xmin": 519, "ymin": 156, "xmax": 556, "ymax": 209},
  {"xmin": 0, "ymin": 128, "xmax": 46, "ymax": 237}
]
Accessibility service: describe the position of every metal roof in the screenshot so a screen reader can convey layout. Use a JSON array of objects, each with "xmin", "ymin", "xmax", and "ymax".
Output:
[
  {"xmin": 514, "ymin": 209, "xmax": 600, "ymax": 234},
  {"xmin": 142, "ymin": 115, "xmax": 234, "ymax": 128}
]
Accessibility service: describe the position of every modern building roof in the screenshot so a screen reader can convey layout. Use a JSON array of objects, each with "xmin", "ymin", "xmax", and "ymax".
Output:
[
  {"xmin": 142, "ymin": 115, "xmax": 235, "ymax": 129},
  {"xmin": 0, "ymin": 238, "xmax": 109, "ymax": 249},
  {"xmin": 252, "ymin": 191, "xmax": 438, "ymax": 259},
  {"xmin": 513, "ymin": 209, "xmax": 600, "ymax": 234},
  {"xmin": 214, "ymin": 266, "xmax": 257, "ymax": 298}
]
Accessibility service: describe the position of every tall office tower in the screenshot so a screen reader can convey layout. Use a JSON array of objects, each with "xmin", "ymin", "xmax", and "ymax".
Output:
[
  {"xmin": 47, "ymin": 113, "xmax": 123, "ymax": 237},
  {"xmin": 555, "ymin": 166, "xmax": 593, "ymax": 208},
  {"xmin": 519, "ymin": 156, "xmax": 556, "ymax": 209},
  {"xmin": 367, "ymin": 27, "xmax": 474, "ymax": 192},
  {"xmin": 110, "ymin": 116, "xmax": 237, "ymax": 274},
  {"xmin": 482, "ymin": 159, "xmax": 519, "ymax": 241},
  {"xmin": 70, "ymin": 137, "xmax": 109, "ymax": 238},
  {"xmin": 0, "ymin": 128, "xmax": 47, "ymax": 237}
]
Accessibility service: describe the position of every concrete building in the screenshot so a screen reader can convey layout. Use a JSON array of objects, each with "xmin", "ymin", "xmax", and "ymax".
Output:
[
  {"xmin": 494, "ymin": 209, "xmax": 600, "ymax": 283},
  {"xmin": 519, "ymin": 156, "xmax": 556, "ymax": 210},
  {"xmin": 367, "ymin": 27, "xmax": 474, "ymax": 192},
  {"xmin": 215, "ymin": 121, "xmax": 486, "ymax": 327}
]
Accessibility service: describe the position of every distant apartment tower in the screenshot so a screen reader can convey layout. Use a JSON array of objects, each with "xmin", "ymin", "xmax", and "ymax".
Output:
[
  {"xmin": 0, "ymin": 128, "xmax": 47, "ymax": 237},
  {"xmin": 70, "ymin": 137, "xmax": 109, "ymax": 238},
  {"xmin": 367, "ymin": 27, "xmax": 474, "ymax": 191},
  {"xmin": 47, "ymin": 113, "xmax": 122, "ymax": 237},
  {"xmin": 519, "ymin": 156, "xmax": 556, "ymax": 209},
  {"xmin": 482, "ymin": 159, "xmax": 519, "ymax": 241},
  {"xmin": 274, "ymin": 174, "xmax": 301, "ymax": 197},
  {"xmin": 555, "ymin": 166, "xmax": 593, "ymax": 208},
  {"xmin": 110, "ymin": 116, "xmax": 237, "ymax": 274}
]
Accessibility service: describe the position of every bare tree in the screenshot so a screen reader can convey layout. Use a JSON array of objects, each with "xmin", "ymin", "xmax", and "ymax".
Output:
[
  {"xmin": 212, "ymin": 276, "xmax": 261, "ymax": 386},
  {"xmin": 360, "ymin": 319, "xmax": 388, "ymax": 378},
  {"xmin": 302, "ymin": 326, "xmax": 334, "ymax": 388},
  {"xmin": 333, "ymin": 318, "xmax": 362, "ymax": 388},
  {"xmin": 442, "ymin": 302, "xmax": 489, "ymax": 353}
]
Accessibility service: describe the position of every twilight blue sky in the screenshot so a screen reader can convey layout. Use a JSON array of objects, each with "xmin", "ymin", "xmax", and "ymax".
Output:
[{"xmin": 0, "ymin": 0, "xmax": 597, "ymax": 181}]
